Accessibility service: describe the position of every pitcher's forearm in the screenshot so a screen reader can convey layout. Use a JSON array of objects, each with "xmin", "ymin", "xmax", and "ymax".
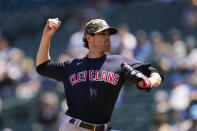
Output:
[
  {"xmin": 36, "ymin": 18, "xmax": 61, "ymax": 66},
  {"xmin": 36, "ymin": 36, "xmax": 51, "ymax": 66}
]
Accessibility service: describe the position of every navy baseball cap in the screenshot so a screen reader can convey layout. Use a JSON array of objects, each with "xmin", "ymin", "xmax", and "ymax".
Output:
[{"xmin": 84, "ymin": 19, "xmax": 117, "ymax": 35}]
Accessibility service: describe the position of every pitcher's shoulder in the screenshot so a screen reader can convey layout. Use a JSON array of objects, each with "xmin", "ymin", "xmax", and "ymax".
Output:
[
  {"xmin": 106, "ymin": 54, "xmax": 136, "ymax": 61},
  {"xmin": 107, "ymin": 54, "xmax": 125, "ymax": 59}
]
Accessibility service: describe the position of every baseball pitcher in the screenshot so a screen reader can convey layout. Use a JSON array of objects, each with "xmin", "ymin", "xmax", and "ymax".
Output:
[{"xmin": 36, "ymin": 18, "xmax": 163, "ymax": 131}]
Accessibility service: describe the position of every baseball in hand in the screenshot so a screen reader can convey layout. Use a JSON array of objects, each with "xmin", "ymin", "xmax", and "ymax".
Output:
[{"xmin": 48, "ymin": 18, "xmax": 59, "ymax": 28}]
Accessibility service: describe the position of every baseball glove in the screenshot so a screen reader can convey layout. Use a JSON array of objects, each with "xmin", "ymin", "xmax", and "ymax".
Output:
[{"xmin": 121, "ymin": 62, "xmax": 151, "ymax": 92}]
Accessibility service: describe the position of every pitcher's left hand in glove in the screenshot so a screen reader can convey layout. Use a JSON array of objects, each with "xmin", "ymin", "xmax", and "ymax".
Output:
[{"xmin": 121, "ymin": 62, "xmax": 152, "ymax": 92}]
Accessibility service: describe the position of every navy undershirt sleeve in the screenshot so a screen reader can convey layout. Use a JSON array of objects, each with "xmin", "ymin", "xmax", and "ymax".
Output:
[{"xmin": 36, "ymin": 60, "xmax": 67, "ymax": 81}]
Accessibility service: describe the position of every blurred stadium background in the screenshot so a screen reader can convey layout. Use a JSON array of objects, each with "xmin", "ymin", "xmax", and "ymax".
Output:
[{"xmin": 1, "ymin": 0, "xmax": 197, "ymax": 131}]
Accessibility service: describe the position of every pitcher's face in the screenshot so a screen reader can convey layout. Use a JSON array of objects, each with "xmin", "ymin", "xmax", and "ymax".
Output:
[{"xmin": 92, "ymin": 30, "xmax": 111, "ymax": 52}]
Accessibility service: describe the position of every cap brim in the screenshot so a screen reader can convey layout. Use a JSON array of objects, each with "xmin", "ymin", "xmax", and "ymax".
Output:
[
  {"xmin": 95, "ymin": 27, "xmax": 117, "ymax": 35},
  {"xmin": 108, "ymin": 27, "xmax": 118, "ymax": 35}
]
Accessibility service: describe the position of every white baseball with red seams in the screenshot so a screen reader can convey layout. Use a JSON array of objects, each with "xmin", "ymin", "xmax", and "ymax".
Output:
[{"xmin": 48, "ymin": 18, "xmax": 58, "ymax": 28}]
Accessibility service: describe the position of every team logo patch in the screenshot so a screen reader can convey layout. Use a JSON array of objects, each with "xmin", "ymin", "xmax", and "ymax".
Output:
[
  {"xmin": 101, "ymin": 20, "xmax": 108, "ymax": 27},
  {"xmin": 77, "ymin": 62, "xmax": 83, "ymax": 66}
]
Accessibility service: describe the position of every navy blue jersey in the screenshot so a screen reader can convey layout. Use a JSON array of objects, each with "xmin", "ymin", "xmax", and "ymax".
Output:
[{"xmin": 36, "ymin": 54, "xmax": 158, "ymax": 124}]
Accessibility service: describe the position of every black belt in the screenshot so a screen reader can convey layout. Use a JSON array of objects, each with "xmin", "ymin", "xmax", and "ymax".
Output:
[{"xmin": 69, "ymin": 118, "xmax": 108, "ymax": 131}]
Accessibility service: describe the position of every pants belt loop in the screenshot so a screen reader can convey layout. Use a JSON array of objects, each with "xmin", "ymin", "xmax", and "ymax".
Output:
[
  {"xmin": 104, "ymin": 124, "xmax": 107, "ymax": 131},
  {"xmin": 76, "ymin": 119, "xmax": 81, "ymax": 128},
  {"xmin": 73, "ymin": 119, "xmax": 78, "ymax": 127},
  {"xmin": 74, "ymin": 119, "xmax": 81, "ymax": 128}
]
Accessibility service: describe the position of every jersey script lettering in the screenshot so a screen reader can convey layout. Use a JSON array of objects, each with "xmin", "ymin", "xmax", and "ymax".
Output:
[{"xmin": 69, "ymin": 70, "xmax": 120, "ymax": 86}]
